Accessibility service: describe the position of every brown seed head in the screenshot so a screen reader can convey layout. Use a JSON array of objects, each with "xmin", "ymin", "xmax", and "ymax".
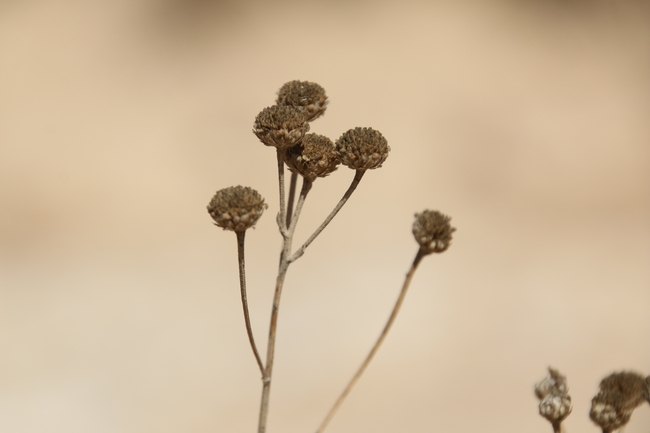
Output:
[
  {"xmin": 412, "ymin": 210, "xmax": 455, "ymax": 254},
  {"xmin": 335, "ymin": 127, "xmax": 390, "ymax": 170},
  {"xmin": 284, "ymin": 134, "xmax": 340, "ymax": 182},
  {"xmin": 207, "ymin": 186, "xmax": 267, "ymax": 232},
  {"xmin": 590, "ymin": 392, "xmax": 633, "ymax": 432},
  {"xmin": 598, "ymin": 372, "xmax": 647, "ymax": 412},
  {"xmin": 276, "ymin": 80, "xmax": 328, "ymax": 121},
  {"xmin": 253, "ymin": 105, "xmax": 309, "ymax": 150}
]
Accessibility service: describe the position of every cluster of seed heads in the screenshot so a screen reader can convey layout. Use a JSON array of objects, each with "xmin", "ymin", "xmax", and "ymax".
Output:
[
  {"xmin": 253, "ymin": 81, "xmax": 390, "ymax": 175},
  {"xmin": 207, "ymin": 80, "xmax": 456, "ymax": 433},
  {"xmin": 535, "ymin": 369, "xmax": 650, "ymax": 433}
]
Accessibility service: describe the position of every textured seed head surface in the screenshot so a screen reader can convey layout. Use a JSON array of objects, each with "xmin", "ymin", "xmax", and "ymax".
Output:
[
  {"xmin": 412, "ymin": 210, "xmax": 455, "ymax": 254},
  {"xmin": 277, "ymin": 80, "xmax": 328, "ymax": 121},
  {"xmin": 207, "ymin": 186, "xmax": 267, "ymax": 232},
  {"xmin": 335, "ymin": 127, "xmax": 389, "ymax": 170},
  {"xmin": 284, "ymin": 133, "xmax": 340, "ymax": 182},
  {"xmin": 253, "ymin": 105, "xmax": 309, "ymax": 149}
]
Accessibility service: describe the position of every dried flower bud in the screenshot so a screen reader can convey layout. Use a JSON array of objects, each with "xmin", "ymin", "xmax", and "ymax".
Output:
[
  {"xmin": 539, "ymin": 394, "xmax": 572, "ymax": 423},
  {"xmin": 284, "ymin": 134, "xmax": 340, "ymax": 182},
  {"xmin": 207, "ymin": 186, "xmax": 267, "ymax": 232},
  {"xmin": 412, "ymin": 210, "xmax": 455, "ymax": 254},
  {"xmin": 590, "ymin": 393, "xmax": 632, "ymax": 432},
  {"xmin": 277, "ymin": 80, "xmax": 328, "ymax": 121},
  {"xmin": 335, "ymin": 127, "xmax": 390, "ymax": 170},
  {"xmin": 599, "ymin": 371, "xmax": 647, "ymax": 412},
  {"xmin": 253, "ymin": 105, "xmax": 309, "ymax": 150},
  {"xmin": 535, "ymin": 368, "xmax": 569, "ymax": 400}
]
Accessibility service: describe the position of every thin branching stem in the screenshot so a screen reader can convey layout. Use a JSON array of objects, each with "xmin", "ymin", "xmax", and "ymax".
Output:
[
  {"xmin": 315, "ymin": 248, "xmax": 426, "ymax": 433},
  {"xmin": 289, "ymin": 169, "xmax": 365, "ymax": 263},
  {"xmin": 235, "ymin": 231, "xmax": 265, "ymax": 377},
  {"xmin": 257, "ymin": 175, "xmax": 312, "ymax": 433},
  {"xmin": 286, "ymin": 172, "xmax": 298, "ymax": 229}
]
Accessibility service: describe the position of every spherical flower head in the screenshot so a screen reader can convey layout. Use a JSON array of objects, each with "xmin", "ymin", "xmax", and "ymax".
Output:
[
  {"xmin": 335, "ymin": 127, "xmax": 390, "ymax": 170},
  {"xmin": 535, "ymin": 368, "xmax": 569, "ymax": 400},
  {"xmin": 590, "ymin": 393, "xmax": 633, "ymax": 432},
  {"xmin": 412, "ymin": 210, "xmax": 455, "ymax": 254},
  {"xmin": 539, "ymin": 394, "xmax": 572, "ymax": 423},
  {"xmin": 207, "ymin": 186, "xmax": 267, "ymax": 232},
  {"xmin": 284, "ymin": 134, "xmax": 340, "ymax": 182},
  {"xmin": 253, "ymin": 105, "xmax": 309, "ymax": 150},
  {"xmin": 276, "ymin": 80, "xmax": 328, "ymax": 121}
]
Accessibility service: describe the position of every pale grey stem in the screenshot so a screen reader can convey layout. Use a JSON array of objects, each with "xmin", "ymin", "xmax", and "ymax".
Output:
[
  {"xmin": 286, "ymin": 172, "xmax": 298, "ymax": 229},
  {"xmin": 289, "ymin": 170, "xmax": 365, "ymax": 263},
  {"xmin": 276, "ymin": 148, "xmax": 287, "ymax": 234},
  {"xmin": 257, "ymin": 177, "xmax": 312, "ymax": 433},
  {"xmin": 315, "ymin": 249, "xmax": 426, "ymax": 433},
  {"xmin": 235, "ymin": 231, "xmax": 265, "ymax": 377}
]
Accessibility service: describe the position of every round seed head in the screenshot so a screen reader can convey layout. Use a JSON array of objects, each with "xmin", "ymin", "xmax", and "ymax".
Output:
[
  {"xmin": 412, "ymin": 210, "xmax": 455, "ymax": 254},
  {"xmin": 207, "ymin": 186, "xmax": 267, "ymax": 232},
  {"xmin": 284, "ymin": 134, "xmax": 340, "ymax": 182},
  {"xmin": 539, "ymin": 394, "xmax": 572, "ymax": 424},
  {"xmin": 277, "ymin": 80, "xmax": 328, "ymax": 121},
  {"xmin": 335, "ymin": 127, "xmax": 390, "ymax": 170},
  {"xmin": 590, "ymin": 393, "xmax": 633, "ymax": 432},
  {"xmin": 253, "ymin": 105, "xmax": 309, "ymax": 150}
]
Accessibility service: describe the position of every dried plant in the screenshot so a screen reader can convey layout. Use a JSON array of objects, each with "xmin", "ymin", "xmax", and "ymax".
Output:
[
  {"xmin": 535, "ymin": 369, "xmax": 650, "ymax": 433},
  {"xmin": 207, "ymin": 80, "xmax": 455, "ymax": 433}
]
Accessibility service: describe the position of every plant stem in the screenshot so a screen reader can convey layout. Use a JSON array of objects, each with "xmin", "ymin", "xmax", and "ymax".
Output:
[
  {"xmin": 315, "ymin": 248, "xmax": 426, "ymax": 433},
  {"xmin": 286, "ymin": 172, "xmax": 298, "ymax": 229},
  {"xmin": 257, "ymin": 176, "xmax": 312, "ymax": 433},
  {"xmin": 551, "ymin": 422, "xmax": 563, "ymax": 433},
  {"xmin": 235, "ymin": 231, "xmax": 265, "ymax": 377},
  {"xmin": 289, "ymin": 170, "xmax": 365, "ymax": 263},
  {"xmin": 276, "ymin": 149, "xmax": 287, "ymax": 234}
]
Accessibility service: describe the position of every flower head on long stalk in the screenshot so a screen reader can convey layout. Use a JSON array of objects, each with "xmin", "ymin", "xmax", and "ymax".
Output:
[
  {"xmin": 335, "ymin": 127, "xmax": 390, "ymax": 170},
  {"xmin": 412, "ymin": 210, "xmax": 455, "ymax": 254},
  {"xmin": 253, "ymin": 105, "xmax": 309, "ymax": 150},
  {"xmin": 207, "ymin": 186, "xmax": 267, "ymax": 232}
]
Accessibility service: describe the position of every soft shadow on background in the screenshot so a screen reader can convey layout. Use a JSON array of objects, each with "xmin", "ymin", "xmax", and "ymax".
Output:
[{"xmin": 1, "ymin": 0, "xmax": 649, "ymax": 432}]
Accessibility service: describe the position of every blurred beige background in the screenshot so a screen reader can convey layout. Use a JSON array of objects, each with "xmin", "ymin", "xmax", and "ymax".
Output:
[{"xmin": 1, "ymin": 0, "xmax": 649, "ymax": 432}]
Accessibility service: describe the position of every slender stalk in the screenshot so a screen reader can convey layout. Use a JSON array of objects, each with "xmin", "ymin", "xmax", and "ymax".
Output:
[
  {"xmin": 257, "ymin": 176, "xmax": 312, "ymax": 433},
  {"xmin": 315, "ymin": 249, "xmax": 426, "ymax": 433},
  {"xmin": 286, "ymin": 172, "xmax": 298, "ymax": 229},
  {"xmin": 289, "ymin": 170, "xmax": 365, "ymax": 263},
  {"xmin": 551, "ymin": 422, "xmax": 563, "ymax": 433},
  {"xmin": 235, "ymin": 231, "xmax": 265, "ymax": 377},
  {"xmin": 257, "ymin": 267, "xmax": 288, "ymax": 433},
  {"xmin": 276, "ymin": 149, "xmax": 287, "ymax": 234}
]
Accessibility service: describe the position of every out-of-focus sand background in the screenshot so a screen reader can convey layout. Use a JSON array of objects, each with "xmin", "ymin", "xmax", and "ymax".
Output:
[{"xmin": 1, "ymin": 0, "xmax": 649, "ymax": 432}]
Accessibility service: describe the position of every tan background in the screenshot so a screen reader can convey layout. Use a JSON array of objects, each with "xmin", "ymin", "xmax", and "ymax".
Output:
[{"xmin": 1, "ymin": 0, "xmax": 649, "ymax": 432}]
